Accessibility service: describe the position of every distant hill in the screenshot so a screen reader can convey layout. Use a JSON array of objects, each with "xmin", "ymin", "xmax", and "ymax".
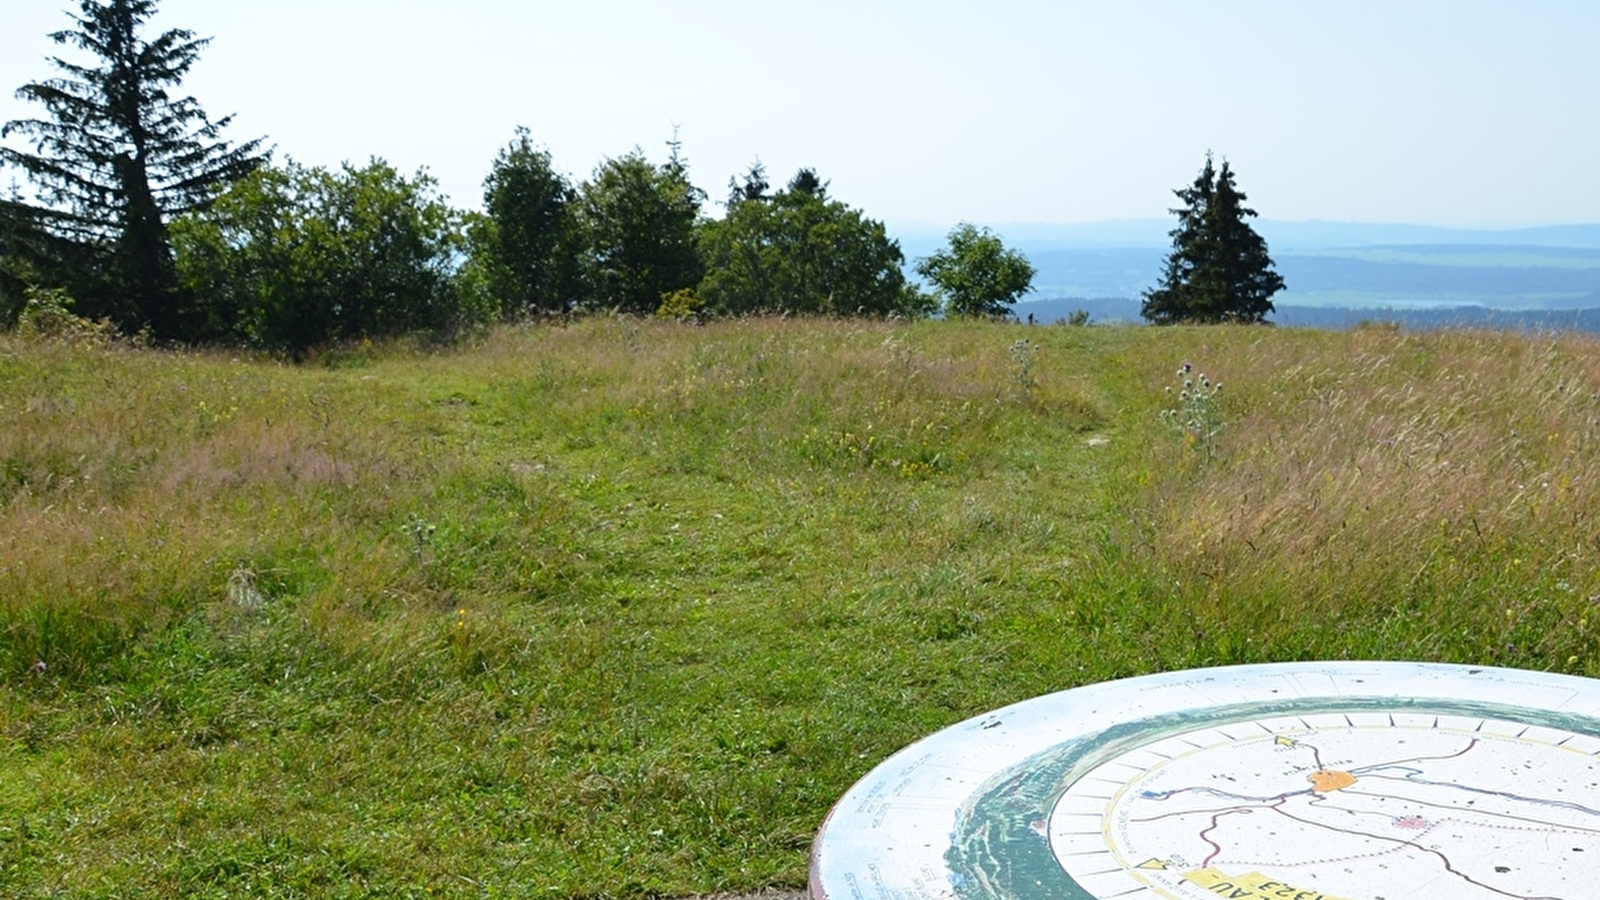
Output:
[
  {"xmin": 1257, "ymin": 221, "xmax": 1600, "ymax": 251},
  {"xmin": 896, "ymin": 219, "xmax": 1600, "ymax": 254},
  {"xmin": 895, "ymin": 219, "xmax": 1600, "ymax": 321},
  {"xmin": 1013, "ymin": 297, "xmax": 1600, "ymax": 333}
]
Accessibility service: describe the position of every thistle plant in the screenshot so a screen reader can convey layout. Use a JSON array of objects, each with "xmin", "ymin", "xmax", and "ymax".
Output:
[
  {"xmin": 1010, "ymin": 338, "xmax": 1038, "ymax": 398},
  {"xmin": 1162, "ymin": 362, "xmax": 1223, "ymax": 457},
  {"xmin": 401, "ymin": 514, "xmax": 437, "ymax": 563}
]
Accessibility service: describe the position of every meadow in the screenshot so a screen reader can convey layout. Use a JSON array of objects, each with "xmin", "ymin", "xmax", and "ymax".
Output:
[{"xmin": 2, "ymin": 317, "xmax": 1598, "ymax": 898}]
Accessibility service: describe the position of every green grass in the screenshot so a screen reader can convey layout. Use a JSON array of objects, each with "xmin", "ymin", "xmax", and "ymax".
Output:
[{"xmin": 2, "ymin": 318, "xmax": 1598, "ymax": 897}]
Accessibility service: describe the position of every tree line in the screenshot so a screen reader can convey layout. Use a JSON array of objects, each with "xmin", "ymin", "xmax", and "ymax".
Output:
[{"xmin": 1, "ymin": 1, "xmax": 1282, "ymax": 355}]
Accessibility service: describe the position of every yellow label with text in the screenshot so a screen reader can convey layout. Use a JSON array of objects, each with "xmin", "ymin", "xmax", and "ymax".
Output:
[{"xmin": 1184, "ymin": 868, "xmax": 1351, "ymax": 900}]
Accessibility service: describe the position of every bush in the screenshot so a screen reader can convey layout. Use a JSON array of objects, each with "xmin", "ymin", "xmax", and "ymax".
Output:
[
  {"xmin": 656, "ymin": 287, "xmax": 704, "ymax": 321},
  {"xmin": 173, "ymin": 160, "xmax": 492, "ymax": 355},
  {"xmin": 15, "ymin": 285, "xmax": 116, "ymax": 346},
  {"xmin": 574, "ymin": 148, "xmax": 704, "ymax": 314},
  {"xmin": 698, "ymin": 168, "xmax": 920, "ymax": 317}
]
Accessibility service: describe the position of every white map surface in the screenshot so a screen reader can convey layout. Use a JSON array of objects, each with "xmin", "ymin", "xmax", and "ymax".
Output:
[
  {"xmin": 1054, "ymin": 712, "xmax": 1600, "ymax": 899},
  {"xmin": 809, "ymin": 663, "xmax": 1600, "ymax": 900}
]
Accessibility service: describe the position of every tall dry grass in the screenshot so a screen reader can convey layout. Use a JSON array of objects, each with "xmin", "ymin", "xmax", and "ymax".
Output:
[
  {"xmin": 0, "ymin": 338, "xmax": 424, "ymax": 676},
  {"xmin": 0, "ymin": 318, "xmax": 1107, "ymax": 679},
  {"xmin": 1136, "ymin": 326, "xmax": 1600, "ymax": 665}
]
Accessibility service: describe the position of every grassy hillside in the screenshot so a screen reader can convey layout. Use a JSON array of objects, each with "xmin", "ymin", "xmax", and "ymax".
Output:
[{"xmin": 3, "ymin": 319, "xmax": 1599, "ymax": 897}]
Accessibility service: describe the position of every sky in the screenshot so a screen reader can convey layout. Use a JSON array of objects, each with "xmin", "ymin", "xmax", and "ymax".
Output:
[{"xmin": 2, "ymin": 0, "xmax": 1597, "ymax": 233}]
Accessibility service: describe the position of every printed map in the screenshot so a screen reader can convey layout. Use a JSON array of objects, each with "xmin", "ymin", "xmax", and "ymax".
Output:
[
  {"xmin": 1052, "ymin": 710, "xmax": 1600, "ymax": 899},
  {"xmin": 809, "ymin": 663, "xmax": 1600, "ymax": 900}
]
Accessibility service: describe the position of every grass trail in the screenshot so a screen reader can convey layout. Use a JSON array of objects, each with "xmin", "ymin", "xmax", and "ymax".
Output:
[{"xmin": 1, "ymin": 319, "xmax": 1597, "ymax": 897}]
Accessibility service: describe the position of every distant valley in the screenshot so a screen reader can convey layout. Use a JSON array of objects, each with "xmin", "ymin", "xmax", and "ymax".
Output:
[{"xmin": 897, "ymin": 220, "xmax": 1600, "ymax": 328}]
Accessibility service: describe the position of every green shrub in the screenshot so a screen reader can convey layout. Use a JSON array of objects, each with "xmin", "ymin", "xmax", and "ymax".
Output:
[
  {"xmin": 15, "ymin": 286, "xmax": 116, "ymax": 346},
  {"xmin": 172, "ymin": 160, "xmax": 492, "ymax": 355}
]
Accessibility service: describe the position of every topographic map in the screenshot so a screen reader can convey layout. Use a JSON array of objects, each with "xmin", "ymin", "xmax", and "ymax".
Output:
[
  {"xmin": 1051, "ymin": 708, "xmax": 1600, "ymax": 899},
  {"xmin": 810, "ymin": 663, "xmax": 1600, "ymax": 900}
]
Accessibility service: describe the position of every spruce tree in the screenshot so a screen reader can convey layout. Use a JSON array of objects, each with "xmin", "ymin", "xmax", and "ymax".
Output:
[
  {"xmin": 1141, "ymin": 154, "xmax": 1284, "ymax": 324},
  {"xmin": 726, "ymin": 160, "xmax": 770, "ymax": 207},
  {"xmin": 1, "ymin": 0, "xmax": 267, "ymax": 338}
]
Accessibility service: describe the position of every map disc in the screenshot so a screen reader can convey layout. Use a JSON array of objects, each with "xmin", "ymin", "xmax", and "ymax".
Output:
[{"xmin": 809, "ymin": 661, "xmax": 1600, "ymax": 900}]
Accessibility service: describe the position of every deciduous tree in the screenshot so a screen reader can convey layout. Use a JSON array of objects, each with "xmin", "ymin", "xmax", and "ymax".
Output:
[
  {"xmin": 171, "ymin": 160, "xmax": 488, "ymax": 355},
  {"xmin": 574, "ymin": 145, "xmax": 704, "ymax": 314},
  {"xmin": 699, "ymin": 166, "xmax": 921, "ymax": 317},
  {"xmin": 472, "ymin": 128, "xmax": 578, "ymax": 317},
  {"xmin": 915, "ymin": 223, "xmax": 1035, "ymax": 319}
]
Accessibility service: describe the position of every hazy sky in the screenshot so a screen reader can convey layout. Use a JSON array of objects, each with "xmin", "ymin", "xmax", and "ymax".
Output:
[{"xmin": 2, "ymin": 1, "xmax": 1596, "ymax": 231}]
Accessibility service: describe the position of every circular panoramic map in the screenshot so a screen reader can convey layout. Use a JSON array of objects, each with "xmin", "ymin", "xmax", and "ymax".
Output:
[{"xmin": 809, "ymin": 662, "xmax": 1600, "ymax": 900}]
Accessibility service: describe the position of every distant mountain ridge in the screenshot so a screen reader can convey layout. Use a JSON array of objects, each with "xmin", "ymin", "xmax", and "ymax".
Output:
[
  {"xmin": 894, "ymin": 219, "xmax": 1600, "ymax": 320},
  {"xmin": 1014, "ymin": 296, "xmax": 1600, "ymax": 334},
  {"xmin": 893, "ymin": 219, "xmax": 1600, "ymax": 254}
]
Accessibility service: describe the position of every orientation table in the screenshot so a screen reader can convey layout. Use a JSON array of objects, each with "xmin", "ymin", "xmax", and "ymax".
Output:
[{"xmin": 809, "ymin": 661, "xmax": 1600, "ymax": 900}]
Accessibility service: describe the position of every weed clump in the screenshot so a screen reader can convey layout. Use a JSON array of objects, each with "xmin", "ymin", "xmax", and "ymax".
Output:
[
  {"xmin": 15, "ymin": 286, "xmax": 118, "ymax": 347},
  {"xmin": 1160, "ymin": 361, "xmax": 1223, "ymax": 457}
]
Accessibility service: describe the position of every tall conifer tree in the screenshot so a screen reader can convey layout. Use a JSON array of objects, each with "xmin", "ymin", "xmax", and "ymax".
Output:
[
  {"xmin": 1142, "ymin": 153, "xmax": 1284, "ymax": 324},
  {"xmin": 2, "ymin": 0, "xmax": 267, "ymax": 338}
]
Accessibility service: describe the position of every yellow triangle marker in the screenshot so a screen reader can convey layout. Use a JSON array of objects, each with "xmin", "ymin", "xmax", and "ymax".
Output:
[{"xmin": 1136, "ymin": 858, "xmax": 1170, "ymax": 870}]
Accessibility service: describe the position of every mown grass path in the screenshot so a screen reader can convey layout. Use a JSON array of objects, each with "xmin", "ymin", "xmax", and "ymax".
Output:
[{"xmin": 2, "ymin": 319, "xmax": 1597, "ymax": 897}]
